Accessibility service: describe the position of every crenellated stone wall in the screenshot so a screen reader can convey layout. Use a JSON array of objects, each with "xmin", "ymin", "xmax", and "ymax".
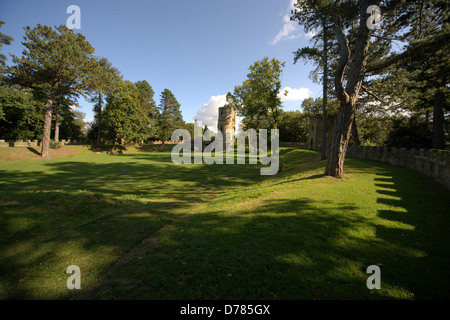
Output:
[{"xmin": 346, "ymin": 146, "xmax": 450, "ymax": 190}]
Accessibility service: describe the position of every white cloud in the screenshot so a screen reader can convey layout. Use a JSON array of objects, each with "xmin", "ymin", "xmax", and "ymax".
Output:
[
  {"xmin": 193, "ymin": 95, "xmax": 227, "ymax": 131},
  {"xmin": 269, "ymin": 0, "xmax": 302, "ymax": 45},
  {"xmin": 269, "ymin": 16, "xmax": 299, "ymax": 45},
  {"xmin": 278, "ymin": 86, "xmax": 312, "ymax": 101},
  {"xmin": 270, "ymin": 0, "xmax": 319, "ymax": 45}
]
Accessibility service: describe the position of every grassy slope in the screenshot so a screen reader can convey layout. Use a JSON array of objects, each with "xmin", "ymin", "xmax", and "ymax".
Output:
[{"xmin": 0, "ymin": 146, "xmax": 449, "ymax": 299}]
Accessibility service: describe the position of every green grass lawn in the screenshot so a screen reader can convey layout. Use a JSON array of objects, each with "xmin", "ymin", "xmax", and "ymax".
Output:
[{"xmin": 0, "ymin": 145, "xmax": 449, "ymax": 299}]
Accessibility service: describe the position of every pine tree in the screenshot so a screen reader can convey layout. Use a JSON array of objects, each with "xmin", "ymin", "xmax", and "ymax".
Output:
[
  {"xmin": 0, "ymin": 21, "xmax": 14, "ymax": 81},
  {"xmin": 135, "ymin": 80, "xmax": 158, "ymax": 141},
  {"xmin": 292, "ymin": 0, "xmax": 412, "ymax": 178},
  {"xmin": 157, "ymin": 89, "xmax": 184, "ymax": 147},
  {"xmin": 87, "ymin": 57, "xmax": 122, "ymax": 146},
  {"xmin": 7, "ymin": 25, "xmax": 96, "ymax": 158},
  {"xmin": 292, "ymin": 1, "xmax": 336, "ymax": 158},
  {"xmin": 366, "ymin": 0, "xmax": 449, "ymax": 149}
]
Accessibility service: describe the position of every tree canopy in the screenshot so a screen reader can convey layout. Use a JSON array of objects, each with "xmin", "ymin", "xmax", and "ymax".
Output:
[
  {"xmin": 7, "ymin": 24, "xmax": 96, "ymax": 157},
  {"xmin": 232, "ymin": 57, "xmax": 285, "ymax": 130}
]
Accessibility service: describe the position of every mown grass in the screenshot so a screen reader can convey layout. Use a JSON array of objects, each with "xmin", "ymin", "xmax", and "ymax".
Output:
[{"xmin": 0, "ymin": 145, "xmax": 449, "ymax": 299}]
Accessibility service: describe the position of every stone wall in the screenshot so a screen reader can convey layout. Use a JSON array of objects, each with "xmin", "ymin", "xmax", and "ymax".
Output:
[
  {"xmin": 280, "ymin": 142, "xmax": 308, "ymax": 149},
  {"xmin": 0, "ymin": 139, "xmax": 180, "ymax": 148},
  {"xmin": 346, "ymin": 146, "xmax": 450, "ymax": 190},
  {"xmin": 0, "ymin": 139, "xmax": 95, "ymax": 147},
  {"xmin": 0, "ymin": 139, "xmax": 40, "ymax": 147}
]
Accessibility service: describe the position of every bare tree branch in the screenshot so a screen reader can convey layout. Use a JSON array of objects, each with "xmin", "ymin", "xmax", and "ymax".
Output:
[{"xmin": 361, "ymin": 85, "xmax": 385, "ymax": 103}]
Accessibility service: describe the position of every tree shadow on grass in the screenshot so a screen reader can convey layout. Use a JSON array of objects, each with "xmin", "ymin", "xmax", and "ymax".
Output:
[
  {"xmin": 26, "ymin": 147, "xmax": 41, "ymax": 156},
  {"xmin": 75, "ymin": 197, "xmax": 371, "ymax": 300},
  {"xmin": 77, "ymin": 193, "xmax": 442, "ymax": 300},
  {"xmin": 372, "ymin": 168, "xmax": 450, "ymax": 299},
  {"xmin": 0, "ymin": 188, "xmax": 190, "ymax": 299},
  {"xmin": 2, "ymin": 150, "xmax": 449, "ymax": 299}
]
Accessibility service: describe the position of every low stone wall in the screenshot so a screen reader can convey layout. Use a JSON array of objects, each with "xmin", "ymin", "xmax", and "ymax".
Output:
[
  {"xmin": 280, "ymin": 142, "xmax": 308, "ymax": 149},
  {"xmin": 150, "ymin": 140, "xmax": 179, "ymax": 144},
  {"xmin": 0, "ymin": 139, "xmax": 180, "ymax": 147},
  {"xmin": 0, "ymin": 139, "xmax": 97, "ymax": 147},
  {"xmin": 346, "ymin": 146, "xmax": 450, "ymax": 190},
  {"xmin": 0, "ymin": 139, "xmax": 40, "ymax": 147},
  {"xmin": 60, "ymin": 140, "xmax": 94, "ymax": 145}
]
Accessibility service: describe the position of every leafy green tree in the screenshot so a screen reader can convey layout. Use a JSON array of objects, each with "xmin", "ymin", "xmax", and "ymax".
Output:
[
  {"xmin": 135, "ymin": 80, "xmax": 157, "ymax": 117},
  {"xmin": 278, "ymin": 110, "xmax": 309, "ymax": 143},
  {"xmin": 7, "ymin": 25, "xmax": 96, "ymax": 158},
  {"xmin": 87, "ymin": 57, "xmax": 122, "ymax": 146},
  {"xmin": 301, "ymin": 97, "xmax": 339, "ymax": 117},
  {"xmin": 157, "ymin": 89, "xmax": 184, "ymax": 147},
  {"xmin": 102, "ymin": 80, "xmax": 151, "ymax": 146},
  {"xmin": 0, "ymin": 86, "xmax": 44, "ymax": 140},
  {"xmin": 233, "ymin": 57, "xmax": 285, "ymax": 130},
  {"xmin": 184, "ymin": 122, "xmax": 195, "ymax": 140},
  {"xmin": 57, "ymin": 108, "xmax": 86, "ymax": 140},
  {"xmin": 135, "ymin": 80, "xmax": 158, "ymax": 141}
]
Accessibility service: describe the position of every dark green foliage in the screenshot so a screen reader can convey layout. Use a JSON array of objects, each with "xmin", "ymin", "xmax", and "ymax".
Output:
[
  {"xmin": 55, "ymin": 108, "xmax": 86, "ymax": 140},
  {"xmin": 86, "ymin": 121, "xmax": 99, "ymax": 142},
  {"xmin": 0, "ymin": 86, "xmax": 44, "ymax": 140},
  {"xmin": 102, "ymin": 80, "xmax": 151, "ymax": 145},
  {"xmin": 87, "ymin": 57, "xmax": 122, "ymax": 145},
  {"xmin": 354, "ymin": 115, "xmax": 391, "ymax": 147},
  {"xmin": 135, "ymin": 80, "xmax": 158, "ymax": 139},
  {"xmin": 135, "ymin": 80, "xmax": 157, "ymax": 118},
  {"xmin": 157, "ymin": 89, "xmax": 184, "ymax": 143},
  {"xmin": 385, "ymin": 116, "xmax": 432, "ymax": 149},
  {"xmin": 278, "ymin": 110, "xmax": 309, "ymax": 143},
  {"xmin": 301, "ymin": 97, "xmax": 338, "ymax": 116}
]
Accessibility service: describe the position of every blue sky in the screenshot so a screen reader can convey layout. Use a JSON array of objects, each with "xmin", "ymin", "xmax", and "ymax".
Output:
[{"xmin": 1, "ymin": 0, "xmax": 322, "ymax": 129}]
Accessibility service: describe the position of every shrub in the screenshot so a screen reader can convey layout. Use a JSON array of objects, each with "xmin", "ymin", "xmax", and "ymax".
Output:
[{"xmin": 50, "ymin": 140, "xmax": 63, "ymax": 149}]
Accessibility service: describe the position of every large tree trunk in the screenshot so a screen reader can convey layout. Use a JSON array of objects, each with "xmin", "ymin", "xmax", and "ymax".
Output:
[
  {"xmin": 351, "ymin": 115, "xmax": 361, "ymax": 146},
  {"xmin": 432, "ymin": 89, "xmax": 445, "ymax": 149},
  {"xmin": 321, "ymin": 24, "xmax": 328, "ymax": 160},
  {"xmin": 96, "ymin": 93, "xmax": 102, "ymax": 147},
  {"xmin": 325, "ymin": 101, "xmax": 355, "ymax": 178},
  {"xmin": 54, "ymin": 104, "xmax": 60, "ymax": 143},
  {"xmin": 41, "ymin": 97, "xmax": 54, "ymax": 158},
  {"xmin": 325, "ymin": 1, "xmax": 372, "ymax": 178}
]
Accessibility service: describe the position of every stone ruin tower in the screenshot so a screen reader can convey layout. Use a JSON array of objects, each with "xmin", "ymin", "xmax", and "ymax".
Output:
[{"xmin": 217, "ymin": 105, "xmax": 235, "ymax": 147}]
